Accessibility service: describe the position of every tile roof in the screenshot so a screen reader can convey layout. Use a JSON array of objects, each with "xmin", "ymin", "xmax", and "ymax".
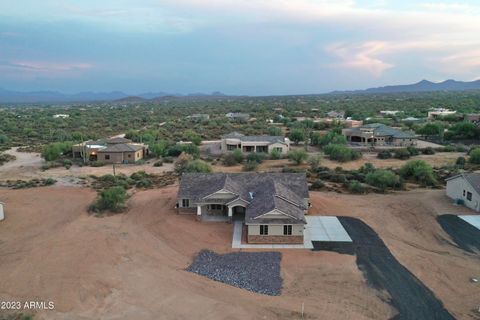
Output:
[{"xmin": 178, "ymin": 173, "xmax": 308, "ymax": 224}]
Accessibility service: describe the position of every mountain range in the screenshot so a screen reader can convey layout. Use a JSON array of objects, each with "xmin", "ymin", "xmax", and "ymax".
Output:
[
  {"xmin": 332, "ymin": 79, "xmax": 480, "ymax": 94},
  {"xmin": 1, "ymin": 79, "xmax": 480, "ymax": 103}
]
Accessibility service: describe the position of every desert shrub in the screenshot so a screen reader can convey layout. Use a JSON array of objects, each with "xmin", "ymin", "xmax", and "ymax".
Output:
[
  {"xmin": 163, "ymin": 156, "xmax": 174, "ymax": 163},
  {"xmin": 91, "ymin": 186, "xmax": 127, "ymax": 213},
  {"xmin": 407, "ymin": 146, "xmax": 419, "ymax": 156},
  {"xmin": 268, "ymin": 126, "xmax": 283, "ymax": 136},
  {"xmin": 393, "ymin": 148, "xmax": 411, "ymax": 160},
  {"xmin": 223, "ymin": 153, "xmax": 239, "ymax": 166},
  {"xmin": 0, "ymin": 134, "xmax": 8, "ymax": 144},
  {"xmin": 288, "ymin": 150, "xmax": 308, "ymax": 165},
  {"xmin": 246, "ymin": 152, "xmax": 267, "ymax": 164},
  {"xmin": 324, "ymin": 144, "xmax": 361, "ymax": 162},
  {"xmin": 130, "ymin": 171, "xmax": 149, "ymax": 180},
  {"xmin": 456, "ymin": 145, "xmax": 467, "ymax": 152},
  {"xmin": 90, "ymin": 161, "xmax": 105, "ymax": 167},
  {"xmin": 153, "ymin": 159, "xmax": 163, "ymax": 167},
  {"xmin": 347, "ymin": 180, "xmax": 367, "ymax": 194},
  {"xmin": 455, "ymin": 156, "xmax": 466, "ymax": 167},
  {"xmin": 422, "ymin": 147, "xmax": 435, "ymax": 155},
  {"xmin": 184, "ymin": 159, "xmax": 212, "ymax": 173},
  {"xmin": 63, "ymin": 159, "xmax": 72, "ymax": 169},
  {"xmin": 232, "ymin": 149, "xmax": 244, "ymax": 163},
  {"xmin": 377, "ymin": 150, "xmax": 392, "ymax": 159},
  {"xmin": 166, "ymin": 143, "xmax": 200, "ymax": 158},
  {"xmin": 399, "ymin": 160, "xmax": 437, "ymax": 186},
  {"xmin": 289, "ymin": 128, "xmax": 305, "ymax": 144},
  {"xmin": 270, "ymin": 148, "xmax": 282, "ymax": 160},
  {"xmin": 41, "ymin": 141, "xmax": 73, "ymax": 161},
  {"xmin": 136, "ymin": 178, "xmax": 153, "ymax": 188},
  {"xmin": 174, "ymin": 152, "xmax": 194, "ymax": 174},
  {"xmin": 359, "ymin": 162, "xmax": 375, "ymax": 174},
  {"xmin": 366, "ymin": 169, "xmax": 401, "ymax": 192},
  {"xmin": 242, "ymin": 161, "xmax": 258, "ymax": 171},
  {"xmin": 150, "ymin": 141, "xmax": 167, "ymax": 158},
  {"xmin": 308, "ymin": 155, "xmax": 322, "ymax": 170},
  {"xmin": 313, "ymin": 131, "xmax": 347, "ymax": 146},
  {"xmin": 311, "ymin": 179, "xmax": 325, "ymax": 190},
  {"xmin": 469, "ymin": 148, "xmax": 480, "ymax": 164}
]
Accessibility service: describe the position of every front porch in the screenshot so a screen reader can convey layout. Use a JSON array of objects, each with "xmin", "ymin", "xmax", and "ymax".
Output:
[{"xmin": 196, "ymin": 202, "xmax": 246, "ymax": 222}]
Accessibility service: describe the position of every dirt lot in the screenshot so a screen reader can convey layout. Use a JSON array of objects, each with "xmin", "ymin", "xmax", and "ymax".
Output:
[
  {"xmin": 0, "ymin": 186, "xmax": 479, "ymax": 319},
  {"xmin": 0, "ymin": 147, "xmax": 173, "ymax": 181},
  {"xmin": 213, "ymin": 151, "xmax": 465, "ymax": 173}
]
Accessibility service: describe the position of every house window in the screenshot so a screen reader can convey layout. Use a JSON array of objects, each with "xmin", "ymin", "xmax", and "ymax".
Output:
[
  {"xmin": 463, "ymin": 190, "xmax": 466, "ymax": 196},
  {"xmin": 105, "ymin": 155, "xmax": 110, "ymax": 160},
  {"xmin": 283, "ymin": 225, "xmax": 292, "ymax": 235},
  {"xmin": 227, "ymin": 144, "xmax": 237, "ymax": 151},
  {"xmin": 260, "ymin": 225, "xmax": 269, "ymax": 235},
  {"xmin": 467, "ymin": 192, "xmax": 473, "ymax": 201},
  {"xmin": 210, "ymin": 204, "xmax": 222, "ymax": 210},
  {"xmin": 274, "ymin": 147, "xmax": 283, "ymax": 152},
  {"xmin": 182, "ymin": 199, "xmax": 190, "ymax": 207},
  {"xmin": 128, "ymin": 154, "xmax": 131, "ymax": 158}
]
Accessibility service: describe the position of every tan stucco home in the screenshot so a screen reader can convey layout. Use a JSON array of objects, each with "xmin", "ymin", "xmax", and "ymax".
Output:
[
  {"xmin": 177, "ymin": 173, "xmax": 309, "ymax": 244},
  {"xmin": 342, "ymin": 123, "xmax": 417, "ymax": 147},
  {"xmin": 221, "ymin": 132, "xmax": 290, "ymax": 155},
  {"xmin": 72, "ymin": 137, "xmax": 148, "ymax": 164}
]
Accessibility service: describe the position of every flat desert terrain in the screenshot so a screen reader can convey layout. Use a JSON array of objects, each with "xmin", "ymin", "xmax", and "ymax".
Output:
[{"xmin": 0, "ymin": 185, "xmax": 479, "ymax": 319}]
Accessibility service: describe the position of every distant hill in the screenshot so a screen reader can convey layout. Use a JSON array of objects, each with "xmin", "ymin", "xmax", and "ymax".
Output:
[
  {"xmin": 332, "ymin": 79, "xmax": 480, "ymax": 94},
  {"xmin": 0, "ymin": 88, "xmax": 228, "ymax": 104}
]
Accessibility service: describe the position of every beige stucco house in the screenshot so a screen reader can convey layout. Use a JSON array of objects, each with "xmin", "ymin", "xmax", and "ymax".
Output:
[
  {"xmin": 342, "ymin": 123, "xmax": 417, "ymax": 147},
  {"xmin": 72, "ymin": 137, "xmax": 148, "ymax": 164},
  {"xmin": 221, "ymin": 132, "xmax": 290, "ymax": 155},
  {"xmin": 446, "ymin": 173, "xmax": 480, "ymax": 212},
  {"xmin": 177, "ymin": 173, "xmax": 309, "ymax": 244}
]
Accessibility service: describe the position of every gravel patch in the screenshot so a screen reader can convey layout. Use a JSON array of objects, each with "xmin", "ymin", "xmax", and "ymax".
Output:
[{"xmin": 186, "ymin": 250, "xmax": 282, "ymax": 296}]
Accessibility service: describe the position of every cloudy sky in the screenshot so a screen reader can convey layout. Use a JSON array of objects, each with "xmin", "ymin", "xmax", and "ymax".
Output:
[{"xmin": 0, "ymin": 0, "xmax": 479, "ymax": 95}]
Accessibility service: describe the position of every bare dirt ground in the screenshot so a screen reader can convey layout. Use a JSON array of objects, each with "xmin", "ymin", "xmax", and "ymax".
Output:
[
  {"xmin": 0, "ymin": 148, "xmax": 173, "ymax": 181},
  {"xmin": 213, "ymin": 151, "xmax": 465, "ymax": 173},
  {"xmin": 0, "ymin": 186, "xmax": 479, "ymax": 319}
]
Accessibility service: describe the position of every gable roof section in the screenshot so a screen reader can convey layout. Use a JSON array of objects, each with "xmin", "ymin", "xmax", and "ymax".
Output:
[
  {"xmin": 222, "ymin": 132, "xmax": 287, "ymax": 145},
  {"xmin": 446, "ymin": 173, "xmax": 480, "ymax": 196},
  {"xmin": 98, "ymin": 143, "xmax": 143, "ymax": 153}
]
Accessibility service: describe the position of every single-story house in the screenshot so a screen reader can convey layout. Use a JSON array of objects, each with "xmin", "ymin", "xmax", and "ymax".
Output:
[
  {"xmin": 220, "ymin": 132, "xmax": 290, "ymax": 154},
  {"xmin": 72, "ymin": 137, "xmax": 149, "ymax": 163},
  {"xmin": 225, "ymin": 112, "xmax": 250, "ymax": 122},
  {"xmin": 465, "ymin": 114, "xmax": 480, "ymax": 126},
  {"xmin": 342, "ymin": 123, "xmax": 417, "ymax": 147},
  {"xmin": 427, "ymin": 108, "xmax": 456, "ymax": 119},
  {"xmin": 177, "ymin": 173, "xmax": 309, "ymax": 244},
  {"xmin": 326, "ymin": 110, "xmax": 345, "ymax": 119},
  {"xmin": 446, "ymin": 173, "xmax": 480, "ymax": 212},
  {"xmin": 187, "ymin": 114, "xmax": 210, "ymax": 122}
]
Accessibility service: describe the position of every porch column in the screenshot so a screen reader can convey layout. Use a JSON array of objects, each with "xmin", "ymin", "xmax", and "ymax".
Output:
[
  {"xmin": 228, "ymin": 206, "xmax": 233, "ymax": 217},
  {"xmin": 254, "ymin": 146, "xmax": 257, "ymax": 152},
  {"xmin": 197, "ymin": 205, "xmax": 202, "ymax": 216}
]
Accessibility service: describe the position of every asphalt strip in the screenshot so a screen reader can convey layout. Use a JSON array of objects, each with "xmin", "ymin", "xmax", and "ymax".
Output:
[
  {"xmin": 337, "ymin": 216, "xmax": 455, "ymax": 320},
  {"xmin": 437, "ymin": 214, "xmax": 480, "ymax": 254}
]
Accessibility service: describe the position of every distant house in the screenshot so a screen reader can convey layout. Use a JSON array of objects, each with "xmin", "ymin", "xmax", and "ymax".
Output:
[
  {"xmin": 427, "ymin": 108, "xmax": 456, "ymax": 119},
  {"xmin": 326, "ymin": 111, "xmax": 345, "ymax": 119},
  {"xmin": 72, "ymin": 137, "xmax": 149, "ymax": 164},
  {"xmin": 402, "ymin": 117, "xmax": 422, "ymax": 123},
  {"xmin": 53, "ymin": 114, "xmax": 69, "ymax": 119},
  {"xmin": 342, "ymin": 123, "xmax": 417, "ymax": 146},
  {"xmin": 446, "ymin": 173, "xmax": 480, "ymax": 212},
  {"xmin": 187, "ymin": 114, "xmax": 210, "ymax": 122},
  {"xmin": 465, "ymin": 114, "xmax": 480, "ymax": 126},
  {"xmin": 226, "ymin": 112, "xmax": 250, "ymax": 122},
  {"xmin": 379, "ymin": 110, "xmax": 400, "ymax": 116},
  {"xmin": 177, "ymin": 173, "xmax": 309, "ymax": 244},
  {"xmin": 221, "ymin": 132, "xmax": 290, "ymax": 154}
]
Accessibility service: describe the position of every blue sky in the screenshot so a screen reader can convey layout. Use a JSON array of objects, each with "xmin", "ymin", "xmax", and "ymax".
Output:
[{"xmin": 0, "ymin": 0, "xmax": 479, "ymax": 95}]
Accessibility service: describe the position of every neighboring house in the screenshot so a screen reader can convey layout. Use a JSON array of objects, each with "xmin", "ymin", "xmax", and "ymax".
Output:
[
  {"xmin": 465, "ymin": 114, "xmax": 480, "ymax": 126},
  {"xmin": 379, "ymin": 110, "xmax": 400, "ymax": 116},
  {"xmin": 187, "ymin": 114, "xmax": 210, "ymax": 122},
  {"xmin": 177, "ymin": 173, "xmax": 309, "ymax": 244},
  {"xmin": 342, "ymin": 123, "xmax": 417, "ymax": 146},
  {"xmin": 226, "ymin": 112, "xmax": 250, "ymax": 122},
  {"xmin": 402, "ymin": 117, "xmax": 422, "ymax": 123},
  {"xmin": 427, "ymin": 108, "xmax": 456, "ymax": 119},
  {"xmin": 446, "ymin": 173, "xmax": 480, "ymax": 212},
  {"xmin": 326, "ymin": 111, "xmax": 345, "ymax": 119},
  {"xmin": 72, "ymin": 137, "xmax": 149, "ymax": 163},
  {"xmin": 220, "ymin": 132, "xmax": 290, "ymax": 154}
]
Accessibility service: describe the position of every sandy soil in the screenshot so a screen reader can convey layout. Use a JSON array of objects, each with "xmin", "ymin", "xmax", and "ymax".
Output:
[
  {"xmin": 0, "ymin": 185, "xmax": 479, "ymax": 319},
  {"xmin": 0, "ymin": 148, "xmax": 173, "ymax": 181},
  {"xmin": 213, "ymin": 151, "xmax": 466, "ymax": 173}
]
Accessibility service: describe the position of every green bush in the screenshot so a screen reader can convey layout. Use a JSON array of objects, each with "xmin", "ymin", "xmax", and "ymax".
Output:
[
  {"xmin": 270, "ymin": 148, "xmax": 282, "ymax": 160},
  {"xmin": 232, "ymin": 149, "xmax": 244, "ymax": 163},
  {"xmin": 359, "ymin": 162, "xmax": 375, "ymax": 174},
  {"xmin": 311, "ymin": 179, "xmax": 325, "ymax": 190},
  {"xmin": 268, "ymin": 127, "xmax": 283, "ymax": 136},
  {"xmin": 184, "ymin": 159, "xmax": 212, "ymax": 173},
  {"xmin": 288, "ymin": 150, "xmax": 308, "ymax": 165},
  {"xmin": 393, "ymin": 148, "xmax": 411, "ymax": 160},
  {"xmin": 366, "ymin": 169, "xmax": 400, "ymax": 192},
  {"xmin": 469, "ymin": 148, "xmax": 480, "ymax": 164},
  {"xmin": 92, "ymin": 186, "xmax": 127, "ymax": 213},
  {"xmin": 308, "ymin": 155, "xmax": 322, "ymax": 170},
  {"xmin": 41, "ymin": 141, "xmax": 73, "ymax": 161},
  {"xmin": 347, "ymin": 180, "xmax": 367, "ymax": 194},
  {"xmin": 422, "ymin": 147, "xmax": 435, "ymax": 155},
  {"xmin": 246, "ymin": 152, "xmax": 267, "ymax": 164},
  {"xmin": 407, "ymin": 146, "xmax": 419, "ymax": 156},
  {"xmin": 456, "ymin": 156, "xmax": 466, "ymax": 167},
  {"xmin": 289, "ymin": 128, "xmax": 305, "ymax": 144},
  {"xmin": 399, "ymin": 160, "xmax": 437, "ymax": 186},
  {"xmin": 90, "ymin": 161, "xmax": 105, "ymax": 167},
  {"xmin": 377, "ymin": 150, "xmax": 392, "ymax": 159},
  {"xmin": 324, "ymin": 144, "xmax": 361, "ymax": 162},
  {"xmin": 153, "ymin": 159, "xmax": 163, "ymax": 167},
  {"xmin": 150, "ymin": 141, "xmax": 167, "ymax": 158},
  {"xmin": 242, "ymin": 161, "xmax": 258, "ymax": 171}
]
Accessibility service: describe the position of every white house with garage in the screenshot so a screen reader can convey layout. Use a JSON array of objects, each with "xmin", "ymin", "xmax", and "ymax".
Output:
[{"xmin": 446, "ymin": 173, "xmax": 480, "ymax": 212}]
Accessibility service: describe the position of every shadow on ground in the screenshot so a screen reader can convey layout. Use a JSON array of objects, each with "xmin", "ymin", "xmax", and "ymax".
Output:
[
  {"xmin": 437, "ymin": 214, "xmax": 480, "ymax": 254},
  {"xmin": 336, "ymin": 216, "xmax": 454, "ymax": 320}
]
